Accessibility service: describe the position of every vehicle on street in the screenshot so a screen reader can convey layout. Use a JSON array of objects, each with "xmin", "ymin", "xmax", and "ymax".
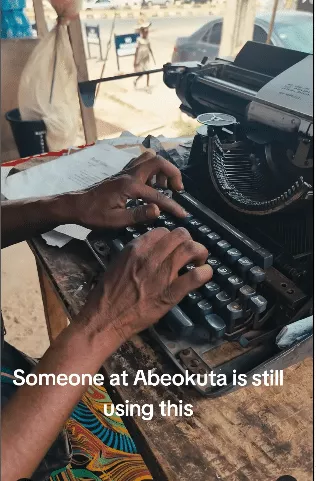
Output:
[
  {"xmin": 142, "ymin": 0, "xmax": 174, "ymax": 7},
  {"xmin": 83, "ymin": 0, "xmax": 141, "ymax": 9},
  {"xmin": 172, "ymin": 11, "xmax": 313, "ymax": 62}
]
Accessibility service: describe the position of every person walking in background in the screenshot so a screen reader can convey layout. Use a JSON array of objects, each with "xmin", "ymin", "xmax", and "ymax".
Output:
[{"xmin": 133, "ymin": 22, "xmax": 156, "ymax": 93}]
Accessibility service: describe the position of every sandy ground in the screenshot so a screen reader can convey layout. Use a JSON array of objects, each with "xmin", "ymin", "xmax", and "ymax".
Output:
[{"xmin": 1, "ymin": 242, "xmax": 49, "ymax": 358}]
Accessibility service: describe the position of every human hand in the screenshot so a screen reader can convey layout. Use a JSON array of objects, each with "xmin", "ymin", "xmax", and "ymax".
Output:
[
  {"xmin": 70, "ymin": 151, "xmax": 186, "ymax": 230},
  {"xmin": 80, "ymin": 227, "xmax": 212, "ymax": 344}
]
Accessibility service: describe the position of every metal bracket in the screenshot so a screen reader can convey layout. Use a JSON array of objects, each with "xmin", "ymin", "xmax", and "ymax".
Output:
[{"xmin": 78, "ymin": 68, "xmax": 163, "ymax": 108}]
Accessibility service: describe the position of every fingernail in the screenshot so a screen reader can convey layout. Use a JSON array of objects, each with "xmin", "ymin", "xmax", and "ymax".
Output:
[{"xmin": 149, "ymin": 204, "xmax": 160, "ymax": 217}]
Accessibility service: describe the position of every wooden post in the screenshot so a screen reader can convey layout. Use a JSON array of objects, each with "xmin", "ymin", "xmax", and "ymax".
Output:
[
  {"xmin": 219, "ymin": 0, "xmax": 256, "ymax": 58},
  {"xmin": 266, "ymin": 0, "xmax": 279, "ymax": 45},
  {"xmin": 68, "ymin": 17, "xmax": 97, "ymax": 145},
  {"xmin": 32, "ymin": 0, "xmax": 48, "ymax": 37}
]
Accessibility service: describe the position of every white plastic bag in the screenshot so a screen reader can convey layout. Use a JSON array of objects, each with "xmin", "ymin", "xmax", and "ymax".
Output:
[{"xmin": 18, "ymin": 23, "xmax": 79, "ymax": 151}]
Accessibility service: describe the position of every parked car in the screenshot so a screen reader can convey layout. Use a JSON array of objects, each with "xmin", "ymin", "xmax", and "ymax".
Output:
[
  {"xmin": 142, "ymin": 0, "xmax": 174, "ymax": 7},
  {"xmin": 83, "ymin": 0, "xmax": 113, "ymax": 10},
  {"xmin": 83, "ymin": 0, "xmax": 141, "ymax": 9},
  {"xmin": 172, "ymin": 11, "xmax": 313, "ymax": 63}
]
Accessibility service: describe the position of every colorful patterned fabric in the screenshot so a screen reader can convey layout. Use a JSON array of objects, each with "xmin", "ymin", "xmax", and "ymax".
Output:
[{"xmin": 49, "ymin": 384, "xmax": 153, "ymax": 481}]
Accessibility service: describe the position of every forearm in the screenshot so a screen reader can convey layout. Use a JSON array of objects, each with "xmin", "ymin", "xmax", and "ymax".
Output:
[
  {"xmin": 1, "ymin": 314, "xmax": 122, "ymax": 481},
  {"xmin": 1, "ymin": 194, "xmax": 76, "ymax": 248}
]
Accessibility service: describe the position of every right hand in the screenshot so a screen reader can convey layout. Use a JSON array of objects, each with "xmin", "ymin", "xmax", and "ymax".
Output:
[{"xmin": 81, "ymin": 227, "xmax": 213, "ymax": 345}]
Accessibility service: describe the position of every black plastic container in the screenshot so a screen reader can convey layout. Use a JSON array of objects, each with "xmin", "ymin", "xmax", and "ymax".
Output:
[{"xmin": 5, "ymin": 108, "xmax": 48, "ymax": 158}]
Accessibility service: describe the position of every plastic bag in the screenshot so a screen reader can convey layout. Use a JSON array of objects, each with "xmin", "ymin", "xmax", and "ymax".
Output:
[{"xmin": 18, "ymin": 0, "xmax": 82, "ymax": 151}]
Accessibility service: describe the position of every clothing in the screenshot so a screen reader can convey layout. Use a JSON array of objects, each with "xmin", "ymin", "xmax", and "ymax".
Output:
[
  {"xmin": 49, "ymin": 384, "xmax": 152, "ymax": 481},
  {"xmin": 1, "ymin": 316, "xmax": 152, "ymax": 481},
  {"xmin": 1, "ymin": 0, "xmax": 32, "ymax": 38},
  {"xmin": 135, "ymin": 38, "xmax": 151, "ymax": 73}
]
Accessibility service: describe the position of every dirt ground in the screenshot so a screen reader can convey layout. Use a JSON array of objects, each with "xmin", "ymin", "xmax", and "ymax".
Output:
[{"xmin": 1, "ymin": 242, "xmax": 49, "ymax": 358}]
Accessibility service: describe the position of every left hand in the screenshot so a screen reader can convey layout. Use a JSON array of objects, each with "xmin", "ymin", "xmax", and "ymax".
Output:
[{"xmin": 69, "ymin": 151, "xmax": 187, "ymax": 230}]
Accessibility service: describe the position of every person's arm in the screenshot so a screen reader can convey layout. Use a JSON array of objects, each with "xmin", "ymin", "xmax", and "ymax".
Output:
[
  {"xmin": 1, "ymin": 151, "xmax": 186, "ymax": 249},
  {"xmin": 1, "ymin": 194, "xmax": 76, "ymax": 249},
  {"xmin": 134, "ymin": 43, "xmax": 140, "ymax": 69},
  {"xmin": 1, "ymin": 227, "xmax": 213, "ymax": 481},
  {"xmin": 149, "ymin": 43, "xmax": 156, "ymax": 65}
]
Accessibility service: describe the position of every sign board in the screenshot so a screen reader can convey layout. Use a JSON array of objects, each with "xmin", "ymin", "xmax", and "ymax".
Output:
[
  {"xmin": 114, "ymin": 33, "xmax": 139, "ymax": 58},
  {"xmin": 85, "ymin": 25, "xmax": 103, "ymax": 60},
  {"xmin": 296, "ymin": 0, "xmax": 313, "ymax": 12},
  {"xmin": 86, "ymin": 25, "xmax": 101, "ymax": 45}
]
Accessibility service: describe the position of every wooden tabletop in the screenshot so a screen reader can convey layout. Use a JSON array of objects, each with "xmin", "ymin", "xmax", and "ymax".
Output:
[{"xmin": 30, "ymin": 236, "xmax": 313, "ymax": 481}]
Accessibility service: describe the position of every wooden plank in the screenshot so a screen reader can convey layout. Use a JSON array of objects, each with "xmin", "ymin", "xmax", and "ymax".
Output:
[
  {"xmin": 32, "ymin": 0, "xmax": 48, "ymax": 38},
  {"xmin": 30, "ymin": 234, "xmax": 313, "ymax": 481},
  {"xmin": 36, "ymin": 259, "xmax": 68, "ymax": 342},
  {"xmin": 68, "ymin": 17, "xmax": 97, "ymax": 145}
]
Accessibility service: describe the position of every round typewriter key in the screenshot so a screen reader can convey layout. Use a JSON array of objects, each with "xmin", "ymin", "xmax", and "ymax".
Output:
[
  {"xmin": 164, "ymin": 219, "xmax": 177, "ymax": 230},
  {"xmin": 204, "ymin": 314, "xmax": 226, "ymax": 339},
  {"xmin": 202, "ymin": 281, "xmax": 221, "ymax": 299},
  {"xmin": 225, "ymin": 248, "xmax": 242, "ymax": 264},
  {"xmin": 196, "ymin": 299, "xmax": 213, "ymax": 321},
  {"xmin": 214, "ymin": 265, "xmax": 233, "ymax": 283},
  {"xmin": 187, "ymin": 218, "xmax": 203, "ymax": 234},
  {"xmin": 156, "ymin": 213, "xmax": 170, "ymax": 226},
  {"xmin": 249, "ymin": 295, "xmax": 267, "ymax": 314},
  {"xmin": 237, "ymin": 257, "xmax": 254, "ymax": 276},
  {"xmin": 205, "ymin": 232, "xmax": 221, "ymax": 247},
  {"xmin": 125, "ymin": 226, "xmax": 137, "ymax": 241},
  {"xmin": 182, "ymin": 213, "xmax": 194, "ymax": 225},
  {"xmin": 198, "ymin": 225, "xmax": 212, "ymax": 238},
  {"xmin": 226, "ymin": 275, "xmax": 244, "ymax": 299},
  {"xmin": 214, "ymin": 291, "xmax": 232, "ymax": 309},
  {"xmin": 186, "ymin": 290, "xmax": 203, "ymax": 306},
  {"xmin": 239, "ymin": 284, "xmax": 256, "ymax": 309},
  {"xmin": 207, "ymin": 256, "xmax": 222, "ymax": 271},
  {"xmin": 224, "ymin": 302, "xmax": 244, "ymax": 332},
  {"xmin": 216, "ymin": 240, "xmax": 231, "ymax": 256},
  {"xmin": 182, "ymin": 263, "xmax": 196, "ymax": 276},
  {"xmin": 248, "ymin": 266, "xmax": 265, "ymax": 285}
]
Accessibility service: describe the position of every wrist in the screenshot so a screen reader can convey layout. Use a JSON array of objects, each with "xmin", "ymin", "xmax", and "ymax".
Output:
[
  {"xmin": 34, "ymin": 193, "xmax": 78, "ymax": 226},
  {"xmin": 73, "ymin": 304, "xmax": 125, "ymax": 358}
]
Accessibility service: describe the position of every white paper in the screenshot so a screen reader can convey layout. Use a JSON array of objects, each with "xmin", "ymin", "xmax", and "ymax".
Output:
[
  {"xmin": 3, "ymin": 143, "xmax": 134, "ymax": 200},
  {"xmin": 54, "ymin": 224, "xmax": 91, "ymax": 240},
  {"xmin": 255, "ymin": 55, "xmax": 313, "ymax": 118},
  {"xmin": 2, "ymin": 143, "xmax": 135, "ymax": 245},
  {"xmin": 1, "ymin": 167, "xmax": 14, "ymax": 198},
  {"xmin": 41, "ymin": 230, "xmax": 73, "ymax": 247}
]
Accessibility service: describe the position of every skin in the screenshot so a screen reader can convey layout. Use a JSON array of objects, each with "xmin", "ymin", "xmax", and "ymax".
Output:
[{"xmin": 1, "ymin": 151, "xmax": 213, "ymax": 481}]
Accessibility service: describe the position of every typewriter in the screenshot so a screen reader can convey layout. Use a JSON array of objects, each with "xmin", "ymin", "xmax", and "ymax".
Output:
[{"xmin": 87, "ymin": 42, "xmax": 313, "ymax": 396}]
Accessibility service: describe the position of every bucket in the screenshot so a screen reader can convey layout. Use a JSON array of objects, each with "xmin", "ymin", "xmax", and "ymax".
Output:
[{"xmin": 5, "ymin": 108, "xmax": 48, "ymax": 158}]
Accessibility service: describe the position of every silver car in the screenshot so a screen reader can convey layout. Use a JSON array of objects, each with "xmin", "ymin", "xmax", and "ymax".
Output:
[{"xmin": 172, "ymin": 11, "xmax": 313, "ymax": 62}]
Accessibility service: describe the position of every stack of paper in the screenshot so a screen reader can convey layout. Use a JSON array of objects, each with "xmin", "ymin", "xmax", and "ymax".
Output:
[{"xmin": 2, "ymin": 142, "xmax": 138, "ymax": 247}]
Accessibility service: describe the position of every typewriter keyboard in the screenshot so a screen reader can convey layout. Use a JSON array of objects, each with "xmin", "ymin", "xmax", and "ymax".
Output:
[{"xmin": 86, "ymin": 188, "xmax": 307, "ymax": 395}]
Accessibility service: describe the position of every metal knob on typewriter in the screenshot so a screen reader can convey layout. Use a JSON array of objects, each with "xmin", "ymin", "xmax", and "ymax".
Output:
[{"xmin": 197, "ymin": 113, "xmax": 238, "ymax": 143}]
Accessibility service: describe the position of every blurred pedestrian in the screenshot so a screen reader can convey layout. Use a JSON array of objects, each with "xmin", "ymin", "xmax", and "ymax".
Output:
[{"xmin": 133, "ymin": 22, "xmax": 155, "ymax": 93}]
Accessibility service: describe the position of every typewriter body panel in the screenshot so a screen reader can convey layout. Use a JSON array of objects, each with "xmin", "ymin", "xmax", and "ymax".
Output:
[
  {"xmin": 163, "ymin": 41, "xmax": 313, "ymax": 295},
  {"xmin": 87, "ymin": 42, "xmax": 313, "ymax": 396}
]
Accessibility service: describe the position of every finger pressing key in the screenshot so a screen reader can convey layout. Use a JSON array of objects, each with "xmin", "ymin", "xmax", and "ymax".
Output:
[
  {"xmin": 169, "ymin": 264, "xmax": 213, "ymax": 304},
  {"xmin": 134, "ymin": 182, "xmax": 186, "ymax": 218}
]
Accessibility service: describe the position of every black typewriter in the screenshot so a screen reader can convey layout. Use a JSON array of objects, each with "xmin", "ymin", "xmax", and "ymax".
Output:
[{"xmin": 86, "ymin": 42, "xmax": 313, "ymax": 396}]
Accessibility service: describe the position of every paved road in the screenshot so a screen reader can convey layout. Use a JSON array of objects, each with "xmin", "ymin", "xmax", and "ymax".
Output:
[{"xmin": 82, "ymin": 16, "xmax": 210, "ymax": 65}]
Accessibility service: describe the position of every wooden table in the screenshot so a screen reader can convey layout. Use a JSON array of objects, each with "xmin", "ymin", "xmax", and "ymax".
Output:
[
  {"xmin": 31, "ymin": 236, "xmax": 313, "ymax": 481},
  {"xmin": 9, "ymin": 138, "xmax": 309, "ymax": 481}
]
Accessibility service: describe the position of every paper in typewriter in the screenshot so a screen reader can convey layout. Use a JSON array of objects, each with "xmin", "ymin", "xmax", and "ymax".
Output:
[{"xmin": 254, "ymin": 55, "xmax": 312, "ymax": 118}]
